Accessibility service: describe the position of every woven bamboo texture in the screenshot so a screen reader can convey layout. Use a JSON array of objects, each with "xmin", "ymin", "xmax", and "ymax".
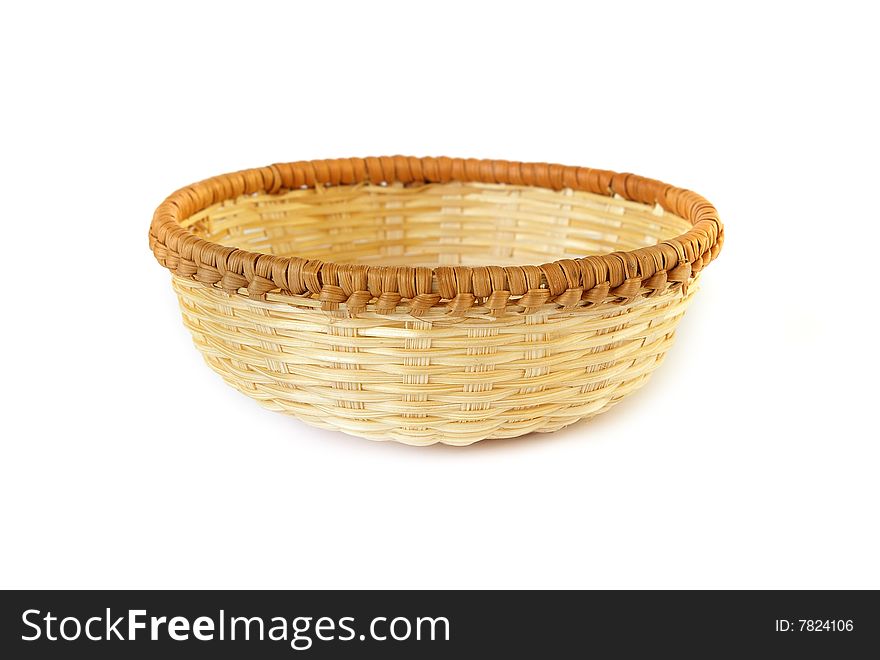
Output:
[{"xmin": 150, "ymin": 157, "xmax": 723, "ymax": 445}]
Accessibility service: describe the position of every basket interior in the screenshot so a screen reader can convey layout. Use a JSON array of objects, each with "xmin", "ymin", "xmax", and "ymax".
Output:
[{"xmin": 181, "ymin": 181, "xmax": 692, "ymax": 268}]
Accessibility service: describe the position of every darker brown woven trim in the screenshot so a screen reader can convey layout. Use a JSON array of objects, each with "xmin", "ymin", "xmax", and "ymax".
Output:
[{"xmin": 149, "ymin": 156, "xmax": 724, "ymax": 310}]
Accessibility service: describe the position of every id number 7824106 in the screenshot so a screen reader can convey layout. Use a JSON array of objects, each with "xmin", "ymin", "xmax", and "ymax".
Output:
[{"xmin": 775, "ymin": 619, "xmax": 853, "ymax": 632}]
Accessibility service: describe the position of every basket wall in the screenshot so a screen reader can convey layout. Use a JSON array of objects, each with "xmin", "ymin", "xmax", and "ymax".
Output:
[{"xmin": 173, "ymin": 274, "xmax": 697, "ymax": 445}]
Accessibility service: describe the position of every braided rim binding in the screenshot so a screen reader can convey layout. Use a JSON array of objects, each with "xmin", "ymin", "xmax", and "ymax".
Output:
[{"xmin": 149, "ymin": 157, "xmax": 724, "ymax": 313}]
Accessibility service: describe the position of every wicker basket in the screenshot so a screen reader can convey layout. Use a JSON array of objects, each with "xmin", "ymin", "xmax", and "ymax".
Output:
[{"xmin": 150, "ymin": 157, "xmax": 723, "ymax": 445}]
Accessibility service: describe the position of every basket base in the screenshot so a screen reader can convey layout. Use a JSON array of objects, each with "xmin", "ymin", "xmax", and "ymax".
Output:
[{"xmin": 207, "ymin": 358, "xmax": 662, "ymax": 446}]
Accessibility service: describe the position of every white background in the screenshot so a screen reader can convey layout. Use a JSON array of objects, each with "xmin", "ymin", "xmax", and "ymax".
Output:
[{"xmin": 1, "ymin": 1, "xmax": 878, "ymax": 589}]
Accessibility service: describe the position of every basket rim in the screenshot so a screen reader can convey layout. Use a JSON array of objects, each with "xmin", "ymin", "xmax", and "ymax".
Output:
[{"xmin": 149, "ymin": 156, "xmax": 723, "ymax": 312}]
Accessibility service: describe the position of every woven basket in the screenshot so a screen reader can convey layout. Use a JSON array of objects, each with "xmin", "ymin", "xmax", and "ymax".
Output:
[{"xmin": 150, "ymin": 157, "xmax": 723, "ymax": 445}]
